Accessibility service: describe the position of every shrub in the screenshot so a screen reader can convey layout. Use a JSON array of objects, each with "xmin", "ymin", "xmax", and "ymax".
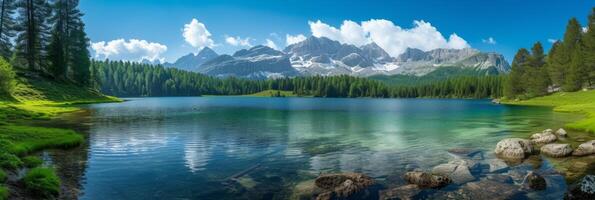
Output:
[
  {"xmin": 0, "ymin": 58, "xmax": 15, "ymax": 95},
  {"xmin": 0, "ymin": 186, "xmax": 7, "ymax": 200},
  {"xmin": 23, "ymin": 168, "xmax": 60, "ymax": 198},
  {"xmin": 0, "ymin": 153, "xmax": 22, "ymax": 169},
  {"xmin": 22, "ymin": 156, "xmax": 43, "ymax": 168}
]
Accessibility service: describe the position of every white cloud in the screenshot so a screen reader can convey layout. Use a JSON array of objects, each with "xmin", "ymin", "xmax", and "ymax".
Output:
[
  {"xmin": 308, "ymin": 19, "xmax": 470, "ymax": 57},
  {"xmin": 548, "ymin": 39, "xmax": 558, "ymax": 43},
  {"xmin": 286, "ymin": 34, "xmax": 307, "ymax": 46},
  {"xmin": 183, "ymin": 18, "xmax": 215, "ymax": 50},
  {"xmin": 225, "ymin": 36, "xmax": 252, "ymax": 47},
  {"xmin": 265, "ymin": 39, "xmax": 279, "ymax": 50},
  {"xmin": 91, "ymin": 39, "xmax": 168, "ymax": 62},
  {"xmin": 582, "ymin": 27, "xmax": 588, "ymax": 33},
  {"xmin": 482, "ymin": 37, "xmax": 497, "ymax": 45}
]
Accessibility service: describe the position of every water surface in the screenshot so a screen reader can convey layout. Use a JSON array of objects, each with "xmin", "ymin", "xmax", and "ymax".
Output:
[{"xmin": 50, "ymin": 97, "xmax": 581, "ymax": 199}]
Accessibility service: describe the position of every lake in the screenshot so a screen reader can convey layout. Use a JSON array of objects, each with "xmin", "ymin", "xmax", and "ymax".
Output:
[{"xmin": 46, "ymin": 97, "xmax": 582, "ymax": 199}]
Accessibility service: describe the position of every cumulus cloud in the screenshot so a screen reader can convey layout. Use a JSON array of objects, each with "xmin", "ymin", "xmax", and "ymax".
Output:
[
  {"xmin": 265, "ymin": 39, "xmax": 279, "ymax": 50},
  {"xmin": 308, "ymin": 19, "xmax": 470, "ymax": 57},
  {"xmin": 225, "ymin": 36, "xmax": 252, "ymax": 47},
  {"xmin": 482, "ymin": 37, "xmax": 497, "ymax": 45},
  {"xmin": 548, "ymin": 39, "xmax": 558, "ymax": 43},
  {"xmin": 286, "ymin": 34, "xmax": 307, "ymax": 46},
  {"xmin": 183, "ymin": 18, "xmax": 215, "ymax": 50},
  {"xmin": 91, "ymin": 39, "xmax": 168, "ymax": 62},
  {"xmin": 582, "ymin": 27, "xmax": 588, "ymax": 33}
]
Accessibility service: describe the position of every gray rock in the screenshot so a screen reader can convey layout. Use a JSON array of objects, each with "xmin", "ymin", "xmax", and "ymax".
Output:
[
  {"xmin": 572, "ymin": 140, "xmax": 595, "ymax": 156},
  {"xmin": 530, "ymin": 132, "xmax": 557, "ymax": 144},
  {"xmin": 314, "ymin": 172, "xmax": 375, "ymax": 198},
  {"xmin": 541, "ymin": 143, "xmax": 573, "ymax": 158},
  {"xmin": 379, "ymin": 184, "xmax": 421, "ymax": 200},
  {"xmin": 488, "ymin": 159, "xmax": 509, "ymax": 173},
  {"xmin": 486, "ymin": 174, "xmax": 514, "ymax": 184},
  {"xmin": 523, "ymin": 171, "xmax": 546, "ymax": 190},
  {"xmin": 456, "ymin": 180, "xmax": 525, "ymax": 200},
  {"xmin": 494, "ymin": 138, "xmax": 534, "ymax": 160},
  {"xmin": 565, "ymin": 175, "xmax": 595, "ymax": 199},
  {"xmin": 403, "ymin": 171, "xmax": 451, "ymax": 188},
  {"xmin": 555, "ymin": 128, "xmax": 568, "ymax": 138},
  {"xmin": 432, "ymin": 161, "xmax": 476, "ymax": 184}
]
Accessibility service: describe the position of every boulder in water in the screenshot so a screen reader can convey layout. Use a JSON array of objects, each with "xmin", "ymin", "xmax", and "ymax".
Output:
[
  {"xmin": 432, "ymin": 161, "xmax": 476, "ymax": 184},
  {"xmin": 494, "ymin": 138, "xmax": 534, "ymax": 160},
  {"xmin": 455, "ymin": 180, "xmax": 526, "ymax": 200},
  {"xmin": 555, "ymin": 128, "xmax": 568, "ymax": 138},
  {"xmin": 565, "ymin": 175, "xmax": 595, "ymax": 199},
  {"xmin": 488, "ymin": 159, "xmax": 509, "ymax": 173},
  {"xmin": 403, "ymin": 171, "xmax": 451, "ymax": 188},
  {"xmin": 314, "ymin": 172, "xmax": 375, "ymax": 198},
  {"xmin": 524, "ymin": 172, "xmax": 546, "ymax": 190},
  {"xmin": 530, "ymin": 132, "xmax": 557, "ymax": 144},
  {"xmin": 541, "ymin": 143, "xmax": 573, "ymax": 157},
  {"xmin": 379, "ymin": 184, "xmax": 421, "ymax": 200},
  {"xmin": 572, "ymin": 140, "xmax": 595, "ymax": 156}
]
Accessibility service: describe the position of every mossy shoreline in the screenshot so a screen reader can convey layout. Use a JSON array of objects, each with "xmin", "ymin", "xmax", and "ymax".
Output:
[{"xmin": 0, "ymin": 77, "xmax": 121, "ymax": 199}]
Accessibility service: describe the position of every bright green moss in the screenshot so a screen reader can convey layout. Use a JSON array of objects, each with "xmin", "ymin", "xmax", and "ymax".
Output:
[{"xmin": 24, "ymin": 168, "xmax": 61, "ymax": 199}]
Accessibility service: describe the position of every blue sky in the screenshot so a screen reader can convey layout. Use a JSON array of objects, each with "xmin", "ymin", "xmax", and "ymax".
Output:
[{"xmin": 82, "ymin": 0, "xmax": 593, "ymax": 63}]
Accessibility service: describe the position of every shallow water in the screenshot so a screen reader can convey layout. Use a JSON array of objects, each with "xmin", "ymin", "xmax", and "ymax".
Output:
[{"xmin": 48, "ymin": 97, "xmax": 584, "ymax": 199}]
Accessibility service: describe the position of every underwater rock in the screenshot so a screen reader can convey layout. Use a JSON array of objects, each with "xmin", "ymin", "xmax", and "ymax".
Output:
[
  {"xmin": 494, "ymin": 138, "xmax": 534, "ymax": 160},
  {"xmin": 530, "ymin": 132, "xmax": 557, "ymax": 144},
  {"xmin": 541, "ymin": 143, "xmax": 573, "ymax": 158},
  {"xmin": 314, "ymin": 172, "xmax": 375, "ymax": 198},
  {"xmin": 379, "ymin": 184, "xmax": 421, "ymax": 200},
  {"xmin": 486, "ymin": 174, "xmax": 514, "ymax": 184},
  {"xmin": 447, "ymin": 148, "xmax": 482, "ymax": 159},
  {"xmin": 290, "ymin": 179, "xmax": 325, "ymax": 200},
  {"xmin": 523, "ymin": 171, "xmax": 546, "ymax": 190},
  {"xmin": 572, "ymin": 140, "xmax": 595, "ymax": 156},
  {"xmin": 488, "ymin": 159, "xmax": 509, "ymax": 173},
  {"xmin": 456, "ymin": 180, "xmax": 525, "ymax": 200},
  {"xmin": 432, "ymin": 161, "xmax": 476, "ymax": 184},
  {"xmin": 403, "ymin": 171, "xmax": 451, "ymax": 188},
  {"xmin": 556, "ymin": 128, "xmax": 568, "ymax": 138},
  {"xmin": 565, "ymin": 175, "xmax": 595, "ymax": 200}
]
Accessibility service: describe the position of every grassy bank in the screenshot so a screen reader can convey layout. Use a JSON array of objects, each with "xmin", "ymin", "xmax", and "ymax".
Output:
[
  {"xmin": 0, "ymin": 77, "xmax": 120, "ymax": 199},
  {"xmin": 502, "ymin": 90, "xmax": 595, "ymax": 133}
]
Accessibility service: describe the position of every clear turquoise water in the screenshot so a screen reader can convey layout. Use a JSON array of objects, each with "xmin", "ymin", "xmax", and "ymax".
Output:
[{"xmin": 51, "ymin": 97, "xmax": 580, "ymax": 199}]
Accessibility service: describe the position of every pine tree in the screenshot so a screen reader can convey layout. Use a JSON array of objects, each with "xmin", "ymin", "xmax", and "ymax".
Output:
[
  {"xmin": 525, "ymin": 42, "xmax": 549, "ymax": 96},
  {"xmin": 47, "ymin": 29, "xmax": 65, "ymax": 79},
  {"xmin": 562, "ymin": 18, "xmax": 584, "ymax": 91},
  {"xmin": 13, "ymin": 0, "xmax": 52, "ymax": 72},
  {"xmin": 0, "ymin": 0, "xmax": 16, "ymax": 59},
  {"xmin": 583, "ymin": 8, "xmax": 595, "ymax": 87},
  {"xmin": 69, "ymin": 25, "xmax": 89, "ymax": 85},
  {"xmin": 505, "ymin": 48, "xmax": 531, "ymax": 98}
]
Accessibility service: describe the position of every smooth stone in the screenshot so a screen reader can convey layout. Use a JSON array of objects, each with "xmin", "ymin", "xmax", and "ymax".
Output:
[
  {"xmin": 565, "ymin": 175, "xmax": 595, "ymax": 199},
  {"xmin": 486, "ymin": 174, "xmax": 514, "ymax": 184},
  {"xmin": 572, "ymin": 140, "xmax": 595, "ymax": 156},
  {"xmin": 432, "ymin": 162, "xmax": 475, "ymax": 184},
  {"xmin": 555, "ymin": 128, "xmax": 568, "ymax": 138},
  {"xmin": 488, "ymin": 159, "xmax": 509, "ymax": 173},
  {"xmin": 523, "ymin": 171, "xmax": 546, "ymax": 190},
  {"xmin": 456, "ymin": 180, "xmax": 525, "ymax": 200},
  {"xmin": 530, "ymin": 132, "xmax": 557, "ymax": 144},
  {"xmin": 314, "ymin": 172, "xmax": 375, "ymax": 198},
  {"xmin": 379, "ymin": 184, "xmax": 421, "ymax": 200},
  {"xmin": 541, "ymin": 143, "xmax": 573, "ymax": 157},
  {"xmin": 543, "ymin": 129, "xmax": 554, "ymax": 134},
  {"xmin": 403, "ymin": 171, "xmax": 451, "ymax": 188},
  {"xmin": 494, "ymin": 138, "xmax": 534, "ymax": 160}
]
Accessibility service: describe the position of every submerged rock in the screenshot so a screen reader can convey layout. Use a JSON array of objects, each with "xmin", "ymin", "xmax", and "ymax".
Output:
[
  {"xmin": 556, "ymin": 128, "xmax": 568, "ymax": 138},
  {"xmin": 314, "ymin": 172, "xmax": 375, "ymax": 198},
  {"xmin": 486, "ymin": 174, "xmax": 514, "ymax": 184},
  {"xmin": 523, "ymin": 172, "xmax": 546, "ymax": 190},
  {"xmin": 494, "ymin": 138, "xmax": 534, "ymax": 160},
  {"xmin": 403, "ymin": 171, "xmax": 451, "ymax": 188},
  {"xmin": 447, "ymin": 148, "xmax": 482, "ymax": 159},
  {"xmin": 455, "ymin": 180, "xmax": 525, "ymax": 200},
  {"xmin": 565, "ymin": 175, "xmax": 595, "ymax": 200},
  {"xmin": 572, "ymin": 140, "xmax": 595, "ymax": 156},
  {"xmin": 488, "ymin": 159, "xmax": 509, "ymax": 173},
  {"xmin": 432, "ymin": 161, "xmax": 476, "ymax": 184},
  {"xmin": 379, "ymin": 184, "xmax": 421, "ymax": 200},
  {"xmin": 541, "ymin": 143, "xmax": 573, "ymax": 158},
  {"xmin": 531, "ymin": 132, "xmax": 558, "ymax": 144}
]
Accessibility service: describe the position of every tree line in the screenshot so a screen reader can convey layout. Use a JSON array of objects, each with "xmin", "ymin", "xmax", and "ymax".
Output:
[
  {"xmin": 92, "ymin": 60, "xmax": 504, "ymax": 99},
  {"xmin": 0, "ymin": 0, "xmax": 90, "ymax": 86},
  {"xmin": 505, "ymin": 8, "xmax": 594, "ymax": 99}
]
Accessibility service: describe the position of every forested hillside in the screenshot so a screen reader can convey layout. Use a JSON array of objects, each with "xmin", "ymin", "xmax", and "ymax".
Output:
[{"xmin": 92, "ymin": 60, "xmax": 504, "ymax": 98}]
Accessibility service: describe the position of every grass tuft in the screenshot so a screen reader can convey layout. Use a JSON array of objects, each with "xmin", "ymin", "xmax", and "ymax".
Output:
[
  {"xmin": 23, "ymin": 168, "xmax": 60, "ymax": 199},
  {"xmin": 22, "ymin": 156, "xmax": 43, "ymax": 168},
  {"xmin": 0, "ymin": 152, "xmax": 22, "ymax": 169},
  {"xmin": 0, "ymin": 186, "xmax": 7, "ymax": 200}
]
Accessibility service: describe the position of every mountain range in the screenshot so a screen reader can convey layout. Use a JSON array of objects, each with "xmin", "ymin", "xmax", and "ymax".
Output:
[{"xmin": 163, "ymin": 36, "xmax": 511, "ymax": 79}]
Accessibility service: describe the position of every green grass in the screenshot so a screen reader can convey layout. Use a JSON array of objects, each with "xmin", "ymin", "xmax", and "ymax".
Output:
[
  {"xmin": 0, "ymin": 169, "xmax": 6, "ymax": 182},
  {"xmin": 22, "ymin": 156, "xmax": 43, "ymax": 168},
  {"xmin": 0, "ymin": 186, "xmax": 7, "ymax": 200},
  {"xmin": 0, "ymin": 125, "xmax": 83, "ymax": 156},
  {"xmin": 0, "ymin": 152, "xmax": 22, "ymax": 169},
  {"xmin": 503, "ymin": 90, "xmax": 595, "ymax": 133},
  {"xmin": 23, "ymin": 168, "xmax": 60, "ymax": 199},
  {"xmin": 245, "ymin": 90, "xmax": 301, "ymax": 97}
]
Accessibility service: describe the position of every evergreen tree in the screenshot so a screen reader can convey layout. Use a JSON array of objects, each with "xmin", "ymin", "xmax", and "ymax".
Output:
[
  {"xmin": 13, "ymin": 0, "xmax": 52, "ymax": 72},
  {"xmin": 525, "ymin": 42, "xmax": 549, "ymax": 96},
  {"xmin": 47, "ymin": 29, "xmax": 65, "ymax": 79},
  {"xmin": 583, "ymin": 8, "xmax": 595, "ymax": 87},
  {"xmin": 69, "ymin": 25, "xmax": 89, "ymax": 85},
  {"xmin": 505, "ymin": 48, "xmax": 531, "ymax": 98},
  {"xmin": 0, "ymin": 0, "xmax": 16, "ymax": 59},
  {"xmin": 562, "ymin": 18, "xmax": 584, "ymax": 91}
]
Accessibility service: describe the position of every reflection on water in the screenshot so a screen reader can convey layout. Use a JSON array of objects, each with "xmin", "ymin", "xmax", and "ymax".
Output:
[{"xmin": 48, "ymin": 97, "xmax": 581, "ymax": 199}]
